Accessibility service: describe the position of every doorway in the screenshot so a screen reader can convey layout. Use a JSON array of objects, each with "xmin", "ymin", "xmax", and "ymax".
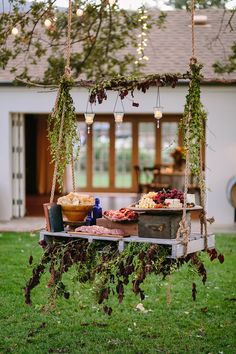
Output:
[{"xmin": 25, "ymin": 114, "xmax": 60, "ymax": 216}]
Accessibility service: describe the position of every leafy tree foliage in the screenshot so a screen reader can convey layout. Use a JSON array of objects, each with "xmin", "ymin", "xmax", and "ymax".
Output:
[
  {"xmin": 164, "ymin": 0, "xmax": 228, "ymax": 9},
  {"xmin": 0, "ymin": 0, "xmax": 160, "ymax": 83},
  {"xmin": 213, "ymin": 42, "xmax": 236, "ymax": 74}
]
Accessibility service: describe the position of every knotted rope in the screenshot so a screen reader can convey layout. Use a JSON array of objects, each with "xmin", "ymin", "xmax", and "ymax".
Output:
[
  {"xmin": 191, "ymin": 0, "xmax": 195, "ymax": 59},
  {"xmin": 199, "ymin": 145, "xmax": 208, "ymax": 249},
  {"xmin": 176, "ymin": 110, "xmax": 191, "ymax": 255},
  {"xmin": 176, "ymin": 0, "xmax": 196, "ymax": 254},
  {"xmin": 49, "ymin": 0, "xmax": 75, "ymax": 203},
  {"xmin": 177, "ymin": 0, "xmax": 209, "ymax": 253}
]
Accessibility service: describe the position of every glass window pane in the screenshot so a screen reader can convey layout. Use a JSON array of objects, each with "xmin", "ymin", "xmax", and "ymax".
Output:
[
  {"xmin": 138, "ymin": 123, "xmax": 155, "ymax": 183},
  {"xmin": 115, "ymin": 123, "xmax": 132, "ymax": 188},
  {"xmin": 161, "ymin": 122, "xmax": 178, "ymax": 164},
  {"xmin": 93, "ymin": 122, "xmax": 110, "ymax": 187},
  {"xmin": 75, "ymin": 122, "xmax": 87, "ymax": 188}
]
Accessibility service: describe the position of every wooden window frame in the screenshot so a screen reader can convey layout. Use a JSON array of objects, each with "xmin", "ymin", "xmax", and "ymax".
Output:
[{"xmin": 77, "ymin": 114, "xmax": 182, "ymax": 193}]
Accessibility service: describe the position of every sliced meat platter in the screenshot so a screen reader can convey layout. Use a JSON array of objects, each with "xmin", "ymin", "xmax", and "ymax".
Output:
[
  {"xmin": 103, "ymin": 208, "xmax": 138, "ymax": 222},
  {"xmin": 74, "ymin": 225, "xmax": 125, "ymax": 236}
]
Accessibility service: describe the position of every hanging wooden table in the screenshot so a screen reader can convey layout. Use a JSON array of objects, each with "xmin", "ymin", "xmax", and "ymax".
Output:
[{"xmin": 40, "ymin": 226, "xmax": 215, "ymax": 260}]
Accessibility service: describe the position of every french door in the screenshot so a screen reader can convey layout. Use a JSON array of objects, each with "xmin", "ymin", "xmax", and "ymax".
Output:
[
  {"xmin": 75, "ymin": 115, "xmax": 180, "ymax": 192},
  {"xmin": 12, "ymin": 113, "xmax": 26, "ymax": 217}
]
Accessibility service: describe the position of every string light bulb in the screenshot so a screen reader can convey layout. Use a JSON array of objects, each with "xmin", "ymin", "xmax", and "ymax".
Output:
[
  {"xmin": 135, "ymin": 5, "xmax": 149, "ymax": 65},
  {"xmin": 76, "ymin": 8, "xmax": 84, "ymax": 17},
  {"xmin": 11, "ymin": 27, "xmax": 19, "ymax": 36},
  {"xmin": 44, "ymin": 19, "xmax": 52, "ymax": 28}
]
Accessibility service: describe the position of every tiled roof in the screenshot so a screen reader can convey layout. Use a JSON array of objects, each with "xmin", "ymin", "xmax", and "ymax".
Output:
[
  {"xmin": 141, "ymin": 9, "xmax": 236, "ymax": 81},
  {"xmin": 0, "ymin": 9, "xmax": 235, "ymax": 83}
]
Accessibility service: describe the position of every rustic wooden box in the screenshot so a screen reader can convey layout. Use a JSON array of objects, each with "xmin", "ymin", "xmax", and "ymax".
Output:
[{"xmin": 138, "ymin": 212, "xmax": 191, "ymax": 239}]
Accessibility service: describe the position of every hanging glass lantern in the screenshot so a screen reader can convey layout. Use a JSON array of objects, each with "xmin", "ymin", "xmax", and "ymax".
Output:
[
  {"xmin": 113, "ymin": 92, "xmax": 125, "ymax": 127},
  {"xmin": 114, "ymin": 112, "xmax": 124, "ymax": 124},
  {"xmin": 153, "ymin": 106, "xmax": 163, "ymax": 128},
  {"xmin": 84, "ymin": 113, "xmax": 95, "ymax": 134},
  {"xmin": 153, "ymin": 86, "xmax": 163, "ymax": 128},
  {"xmin": 84, "ymin": 99, "xmax": 95, "ymax": 134}
]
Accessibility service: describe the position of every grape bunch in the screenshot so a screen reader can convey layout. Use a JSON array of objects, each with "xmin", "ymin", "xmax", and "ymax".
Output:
[{"xmin": 153, "ymin": 189, "xmax": 184, "ymax": 204}]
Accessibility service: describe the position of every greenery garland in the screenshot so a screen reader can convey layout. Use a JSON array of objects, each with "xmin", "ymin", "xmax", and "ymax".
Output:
[
  {"xmin": 180, "ymin": 60, "xmax": 207, "ymax": 176},
  {"xmin": 48, "ymin": 75, "xmax": 80, "ymax": 190},
  {"xmin": 88, "ymin": 72, "xmax": 185, "ymax": 104},
  {"xmin": 25, "ymin": 239, "xmax": 224, "ymax": 314}
]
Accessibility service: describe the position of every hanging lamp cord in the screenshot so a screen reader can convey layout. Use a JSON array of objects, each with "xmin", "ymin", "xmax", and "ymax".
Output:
[{"xmin": 50, "ymin": 0, "xmax": 75, "ymax": 203}]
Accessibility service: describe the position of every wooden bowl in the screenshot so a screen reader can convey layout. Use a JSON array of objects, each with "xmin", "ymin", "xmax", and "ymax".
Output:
[{"xmin": 60, "ymin": 204, "xmax": 93, "ymax": 222}]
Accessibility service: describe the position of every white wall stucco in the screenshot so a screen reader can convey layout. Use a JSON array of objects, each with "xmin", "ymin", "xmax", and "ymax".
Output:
[{"xmin": 0, "ymin": 84, "xmax": 235, "ymax": 224}]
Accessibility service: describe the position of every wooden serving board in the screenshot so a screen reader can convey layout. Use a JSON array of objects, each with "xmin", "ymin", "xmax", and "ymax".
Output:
[
  {"xmin": 128, "ymin": 205, "xmax": 202, "ymax": 214},
  {"xmin": 70, "ymin": 232, "xmax": 130, "ymax": 238}
]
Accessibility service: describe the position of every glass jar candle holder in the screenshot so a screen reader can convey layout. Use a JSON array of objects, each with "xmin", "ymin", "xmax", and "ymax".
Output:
[{"xmin": 153, "ymin": 106, "xmax": 163, "ymax": 128}]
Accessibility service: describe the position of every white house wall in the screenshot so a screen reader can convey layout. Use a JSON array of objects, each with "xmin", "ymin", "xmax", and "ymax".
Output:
[
  {"xmin": 0, "ymin": 85, "xmax": 235, "ymax": 225},
  {"xmin": 202, "ymin": 86, "xmax": 236, "ymax": 225}
]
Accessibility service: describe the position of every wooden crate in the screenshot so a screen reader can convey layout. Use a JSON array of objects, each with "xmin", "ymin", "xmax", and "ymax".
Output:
[{"xmin": 138, "ymin": 212, "xmax": 191, "ymax": 239}]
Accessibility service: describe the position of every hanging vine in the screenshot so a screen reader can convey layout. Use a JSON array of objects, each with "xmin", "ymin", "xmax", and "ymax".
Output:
[
  {"xmin": 47, "ymin": 74, "xmax": 79, "ymax": 193},
  {"xmin": 88, "ymin": 72, "xmax": 184, "ymax": 104},
  {"xmin": 180, "ymin": 60, "xmax": 207, "ymax": 176},
  {"xmin": 25, "ymin": 239, "xmax": 224, "ymax": 313}
]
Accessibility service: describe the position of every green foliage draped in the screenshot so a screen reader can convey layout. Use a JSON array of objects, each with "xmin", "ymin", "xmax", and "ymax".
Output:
[
  {"xmin": 181, "ymin": 61, "xmax": 207, "ymax": 175},
  {"xmin": 213, "ymin": 42, "xmax": 236, "ymax": 74},
  {"xmin": 48, "ymin": 75, "xmax": 79, "ymax": 190},
  {"xmin": 25, "ymin": 238, "xmax": 223, "ymax": 312}
]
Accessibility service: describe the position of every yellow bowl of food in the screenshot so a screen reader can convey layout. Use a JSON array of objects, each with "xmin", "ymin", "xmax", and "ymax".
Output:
[
  {"xmin": 57, "ymin": 193, "xmax": 95, "ymax": 222},
  {"xmin": 61, "ymin": 204, "xmax": 94, "ymax": 221}
]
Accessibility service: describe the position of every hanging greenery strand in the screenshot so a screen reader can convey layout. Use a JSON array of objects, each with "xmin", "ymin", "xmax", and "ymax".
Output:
[
  {"xmin": 48, "ymin": 76, "xmax": 79, "ymax": 199},
  {"xmin": 180, "ymin": 60, "xmax": 208, "ymax": 245},
  {"xmin": 181, "ymin": 61, "xmax": 207, "ymax": 176},
  {"xmin": 48, "ymin": 0, "xmax": 79, "ymax": 201},
  {"xmin": 25, "ymin": 239, "xmax": 223, "ymax": 310},
  {"xmin": 88, "ymin": 73, "xmax": 183, "ymax": 104}
]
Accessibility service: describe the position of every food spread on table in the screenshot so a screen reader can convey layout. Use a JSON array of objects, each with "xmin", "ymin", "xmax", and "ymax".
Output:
[
  {"xmin": 103, "ymin": 208, "xmax": 139, "ymax": 222},
  {"xmin": 50, "ymin": 190, "xmax": 198, "ymax": 238},
  {"xmin": 135, "ymin": 189, "xmax": 195, "ymax": 209}
]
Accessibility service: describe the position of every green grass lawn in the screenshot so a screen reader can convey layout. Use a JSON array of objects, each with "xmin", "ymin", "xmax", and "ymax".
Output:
[{"xmin": 0, "ymin": 232, "xmax": 235, "ymax": 354}]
